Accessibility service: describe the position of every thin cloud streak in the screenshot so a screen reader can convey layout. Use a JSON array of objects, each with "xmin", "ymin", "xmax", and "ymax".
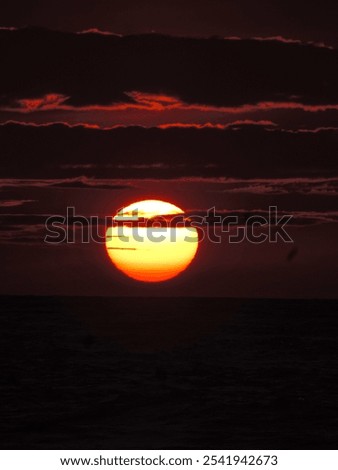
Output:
[
  {"xmin": 1, "ymin": 176, "xmax": 338, "ymax": 196},
  {"xmin": 3, "ymin": 92, "xmax": 338, "ymax": 115}
]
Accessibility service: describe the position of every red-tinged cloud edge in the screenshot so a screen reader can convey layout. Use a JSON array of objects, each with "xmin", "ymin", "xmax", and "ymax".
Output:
[
  {"xmin": 0, "ymin": 199, "xmax": 35, "ymax": 208},
  {"xmin": 2, "ymin": 119, "xmax": 338, "ymax": 135},
  {"xmin": 228, "ymin": 35, "xmax": 334, "ymax": 49},
  {"xmin": 77, "ymin": 29, "xmax": 335, "ymax": 49},
  {"xmin": 16, "ymin": 94, "xmax": 68, "ymax": 112},
  {"xmin": 0, "ymin": 120, "xmax": 101, "ymax": 129},
  {"xmin": 1, "ymin": 26, "xmax": 335, "ymax": 48},
  {"xmin": 1, "ymin": 92, "xmax": 338, "ymax": 131},
  {"xmin": 3, "ymin": 26, "xmax": 334, "ymax": 49},
  {"xmin": 77, "ymin": 28, "xmax": 122, "ymax": 37},
  {"xmin": 2, "ymin": 92, "xmax": 338, "ymax": 116},
  {"xmin": 158, "ymin": 120, "xmax": 277, "ymax": 129}
]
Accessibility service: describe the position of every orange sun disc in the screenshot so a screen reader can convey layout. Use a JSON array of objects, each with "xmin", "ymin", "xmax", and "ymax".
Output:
[{"xmin": 105, "ymin": 199, "xmax": 199, "ymax": 282}]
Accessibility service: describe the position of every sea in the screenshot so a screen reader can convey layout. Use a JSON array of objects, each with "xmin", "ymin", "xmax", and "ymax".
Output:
[{"xmin": 0, "ymin": 296, "xmax": 337, "ymax": 449}]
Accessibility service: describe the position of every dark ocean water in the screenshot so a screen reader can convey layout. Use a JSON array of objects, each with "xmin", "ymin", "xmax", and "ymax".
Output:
[{"xmin": 0, "ymin": 296, "xmax": 337, "ymax": 449}]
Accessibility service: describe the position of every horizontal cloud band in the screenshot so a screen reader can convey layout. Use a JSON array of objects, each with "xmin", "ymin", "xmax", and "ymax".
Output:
[
  {"xmin": 1, "ymin": 123, "xmax": 337, "ymax": 179},
  {"xmin": 1, "ymin": 28, "xmax": 338, "ymax": 110}
]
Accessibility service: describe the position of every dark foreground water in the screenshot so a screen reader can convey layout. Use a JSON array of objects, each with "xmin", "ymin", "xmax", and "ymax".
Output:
[{"xmin": 0, "ymin": 296, "xmax": 337, "ymax": 449}]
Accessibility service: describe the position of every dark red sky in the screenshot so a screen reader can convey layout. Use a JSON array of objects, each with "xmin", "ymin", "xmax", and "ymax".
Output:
[{"xmin": 1, "ymin": 1, "xmax": 337, "ymax": 297}]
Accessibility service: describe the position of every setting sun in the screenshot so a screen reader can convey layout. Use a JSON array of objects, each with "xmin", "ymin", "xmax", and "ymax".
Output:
[{"xmin": 105, "ymin": 199, "xmax": 199, "ymax": 282}]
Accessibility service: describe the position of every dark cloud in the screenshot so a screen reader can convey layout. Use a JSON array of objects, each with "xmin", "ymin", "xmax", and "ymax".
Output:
[
  {"xmin": 1, "ymin": 123, "xmax": 337, "ymax": 180},
  {"xmin": 1, "ymin": 1, "xmax": 338, "ymax": 47},
  {"xmin": 1, "ymin": 28, "xmax": 338, "ymax": 110},
  {"xmin": 208, "ymin": 178, "xmax": 338, "ymax": 196},
  {"xmin": 49, "ymin": 179, "xmax": 132, "ymax": 190}
]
